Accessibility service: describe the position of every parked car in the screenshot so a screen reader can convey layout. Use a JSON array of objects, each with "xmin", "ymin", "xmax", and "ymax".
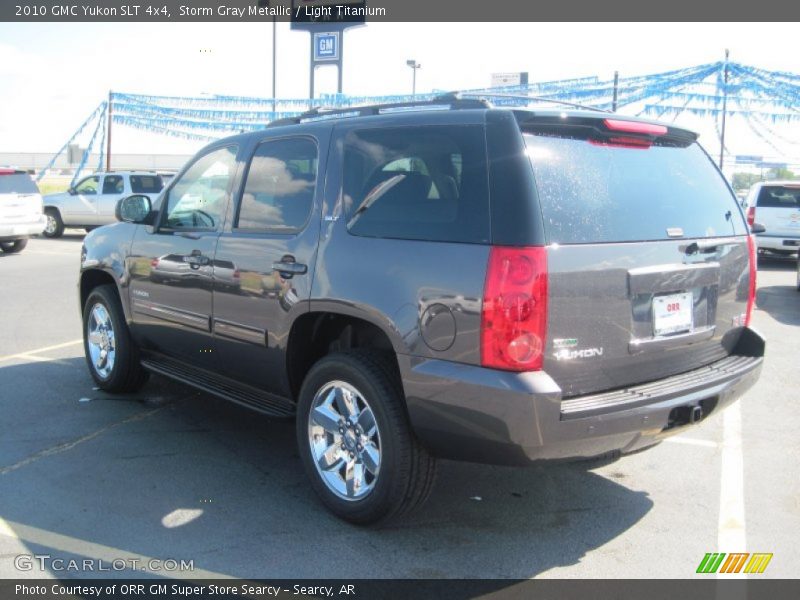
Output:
[
  {"xmin": 0, "ymin": 168, "xmax": 46, "ymax": 253},
  {"xmin": 43, "ymin": 171, "xmax": 164, "ymax": 237},
  {"xmin": 79, "ymin": 97, "xmax": 764, "ymax": 524},
  {"xmin": 743, "ymin": 180, "xmax": 800, "ymax": 255}
]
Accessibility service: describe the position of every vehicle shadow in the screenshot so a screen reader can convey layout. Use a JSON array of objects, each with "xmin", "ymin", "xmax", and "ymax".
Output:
[
  {"xmin": 0, "ymin": 358, "xmax": 653, "ymax": 581},
  {"xmin": 756, "ymin": 284, "xmax": 800, "ymax": 327},
  {"xmin": 757, "ymin": 253, "xmax": 796, "ymax": 271},
  {"xmin": 34, "ymin": 231, "xmax": 87, "ymax": 242}
]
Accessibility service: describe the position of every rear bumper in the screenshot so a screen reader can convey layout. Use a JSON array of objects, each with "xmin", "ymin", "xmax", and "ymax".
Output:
[
  {"xmin": 401, "ymin": 328, "xmax": 765, "ymax": 466},
  {"xmin": 0, "ymin": 215, "xmax": 46, "ymax": 240},
  {"xmin": 756, "ymin": 233, "xmax": 800, "ymax": 252}
]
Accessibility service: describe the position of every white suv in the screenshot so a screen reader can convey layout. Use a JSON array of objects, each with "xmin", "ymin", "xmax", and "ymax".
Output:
[
  {"xmin": 744, "ymin": 180, "xmax": 800, "ymax": 255},
  {"xmin": 0, "ymin": 169, "xmax": 46, "ymax": 253},
  {"xmin": 43, "ymin": 171, "xmax": 164, "ymax": 238}
]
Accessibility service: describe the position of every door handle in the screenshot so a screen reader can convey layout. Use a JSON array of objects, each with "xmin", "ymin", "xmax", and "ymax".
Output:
[{"xmin": 272, "ymin": 257, "xmax": 307, "ymax": 278}]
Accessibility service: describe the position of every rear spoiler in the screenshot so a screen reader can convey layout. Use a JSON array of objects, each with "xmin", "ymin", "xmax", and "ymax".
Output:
[{"xmin": 513, "ymin": 111, "xmax": 698, "ymax": 147}]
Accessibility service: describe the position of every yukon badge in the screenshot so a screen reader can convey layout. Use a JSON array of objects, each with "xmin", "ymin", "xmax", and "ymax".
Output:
[{"xmin": 552, "ymin": 338, "xmax": 604, "ymax": 360}]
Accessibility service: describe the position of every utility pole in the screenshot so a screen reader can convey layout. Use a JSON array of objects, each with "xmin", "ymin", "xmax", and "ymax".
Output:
[
  {"xmin": 105, "ymin": 90, "xmax": 112, "ymax": 172},
  {"xmin": 719, "ymin": 49, "xmax": 730, "ymax": 170},
  {"xmin": 612, "ymin": 71, "xmax": 619, "ymax": 112}
]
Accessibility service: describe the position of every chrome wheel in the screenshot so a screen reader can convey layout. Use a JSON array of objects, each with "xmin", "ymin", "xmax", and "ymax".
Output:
[
  {"xmin": 44, "ymin": 214, "xmax": 57, "ymax": 235},
  {"xmin": 86, "ymin": 303, "xmax": 116, "ymax": 379},
  {"xmin": 308, "ymin": 380, "xmax": 381, "ymax": 501}
]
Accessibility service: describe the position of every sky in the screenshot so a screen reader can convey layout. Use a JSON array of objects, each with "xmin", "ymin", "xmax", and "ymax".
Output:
[{"xmin": 1, "ymin": 22, "xmax": 799, "ymax": 163}]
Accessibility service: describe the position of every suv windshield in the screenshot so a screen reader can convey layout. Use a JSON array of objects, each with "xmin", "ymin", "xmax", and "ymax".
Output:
[
  {"xmin": 0, "ymin": 174, "xmax": 38, "ymax": 194},
  {"xmin": 523, "ymin": 133, "xmax": 747, "ymax": 244},
  {"xmin": 756, "ymin": 185, "xmax": 800, "ymax": 208}
]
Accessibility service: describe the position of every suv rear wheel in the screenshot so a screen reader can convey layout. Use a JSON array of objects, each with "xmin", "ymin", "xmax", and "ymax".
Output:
[
  {"xmin": 82, "ymin": 284, "xmax": 148, "ymax": 392},
  {"xmin": 0, "ymin": 239, "xmax": 28, "ymax": 253},
  {"xmin": 296, "ymin": 352, "xmax": 436, "ymax": 524},
  {"xmin": 43, "ymin": 208, "xmax": 64, "ymax": 238}
]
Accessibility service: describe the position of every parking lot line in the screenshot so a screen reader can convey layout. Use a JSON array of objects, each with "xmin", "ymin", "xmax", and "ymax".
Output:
[
  {"xmin": 0, "ymin": 408, "xmax": 163, "ymax": 477},
  {"xmin": 0, "ymin": 339, "xmax": 83, "ymax": 364},
  {"xmin": 13, "ymin": 353, "xmax": 76, "ymax": 367},
  {"xmin": 717, "ymin": 400, "xmax": 747, "ymax": 578},
  {"xmin": 0, "ymin": 516, "xmax": 234, "ymax": 579},
  {"xmin": 663, "ymin": 436, "xmax": 719, "ymax": 448}
]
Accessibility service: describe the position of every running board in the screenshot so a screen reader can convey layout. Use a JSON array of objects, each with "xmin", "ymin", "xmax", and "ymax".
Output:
[{"xmin": 141, "ymin": 354, "xmax": 295, "ymax": 418}]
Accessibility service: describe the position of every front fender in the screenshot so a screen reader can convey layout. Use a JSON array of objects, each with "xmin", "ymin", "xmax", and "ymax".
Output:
[
  {"xmin": 79, "ymin": 222, "xmax": 139, "ymax": 321},
  {"xmin": 43, "ymin": 194, "xmax": 67, "ymax": 210}
]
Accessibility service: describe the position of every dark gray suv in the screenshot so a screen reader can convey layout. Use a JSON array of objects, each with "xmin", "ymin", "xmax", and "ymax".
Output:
[{"xmin": 79, "ymin": 97, "xmax": 764, "ymax": 524}]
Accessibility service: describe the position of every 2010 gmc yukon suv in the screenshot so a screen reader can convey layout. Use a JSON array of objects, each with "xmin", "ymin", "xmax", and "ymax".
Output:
[{"xmin": 78, "ymin": 97, "xmax": 764, "ymax": 524}]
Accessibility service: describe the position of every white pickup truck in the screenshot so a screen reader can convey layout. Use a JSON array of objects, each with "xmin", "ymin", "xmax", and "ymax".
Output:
[
  {"xmin": 43, "ymin": 171, "xmax": 164, "ymax": 237},
  {"xmin": 744, "ymin": 180, "xmax": 800, "ymax": 256}
]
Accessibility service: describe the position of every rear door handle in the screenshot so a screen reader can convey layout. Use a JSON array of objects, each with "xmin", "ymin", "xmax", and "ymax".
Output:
[
  {"xmin": 683, "ymin": 238, "xmax": 736, "ymax": 254},
  {"xmin": 272, "ymin": 258, "xmax": 307, "ymax": 278}
]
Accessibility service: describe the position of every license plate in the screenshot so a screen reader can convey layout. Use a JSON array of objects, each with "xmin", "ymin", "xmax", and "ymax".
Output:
[{"xmin": 653, "ymin": 292, "xmax": 693, "ymax": 337}]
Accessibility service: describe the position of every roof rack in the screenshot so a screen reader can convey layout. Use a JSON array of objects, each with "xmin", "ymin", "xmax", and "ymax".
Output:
[
  {"xmin": 459, "ymin": 92, "xmax": 611, "ymax": 113},
  {"xmin": 266, "ymin": 93, "xmax": 491, "ymax": 128}
]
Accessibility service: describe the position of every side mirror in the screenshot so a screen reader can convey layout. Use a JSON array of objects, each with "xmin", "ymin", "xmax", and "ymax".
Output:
[
  {"xmin": 750, "ymin": 222, "xmax": 766, "ymax": 235},
  {"xmin": 68, "ymin": 187, "xmax": 76, "ymax": 195},
  {"xmin": 116, "ymin": 194, "xmax": 153, "ymax": 224}
]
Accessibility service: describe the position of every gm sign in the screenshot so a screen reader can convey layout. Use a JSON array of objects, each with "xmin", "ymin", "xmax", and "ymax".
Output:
[{"xmin": 314, "ymin": 32, "xmax": 339, "ymax": 61}]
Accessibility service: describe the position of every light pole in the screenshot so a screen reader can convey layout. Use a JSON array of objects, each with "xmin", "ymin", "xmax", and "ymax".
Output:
[
  {"xmin": 272, "ymin": 17, "xmax": 277, "ymax": 117},
  {"xmin": 406, "ymin": 59, "xmax": 421, "ymax": 98}
]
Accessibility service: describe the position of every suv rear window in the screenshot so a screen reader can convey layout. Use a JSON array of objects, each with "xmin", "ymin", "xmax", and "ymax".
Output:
[
  {"xmin": 342, "ymin": 126, "xmax": 490, "ymax": 244},
  {"xmin": 0, "ymin": 173, "xmax": 38, "ymax": 194},
  {"xmin": 756, "ymin": 185, "xmax": 800, "ymax": 208},
  {"xmin": 130, "ymin": 175, "xmax": 164, "ymax": 194},
  {"xmin": 523, "ymin": 134, "xmax": 747, "ymax": 244}
]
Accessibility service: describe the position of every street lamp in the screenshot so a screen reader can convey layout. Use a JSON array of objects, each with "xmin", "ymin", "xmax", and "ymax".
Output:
[{"xmin": 406, "ymin": 59, "xmax": 421, "ymax": 98}]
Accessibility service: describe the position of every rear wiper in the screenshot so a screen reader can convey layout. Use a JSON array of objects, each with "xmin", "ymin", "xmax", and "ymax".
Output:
[{"xmin": 347, "ymin": 174, "xmax": 406, "ymax": 227}]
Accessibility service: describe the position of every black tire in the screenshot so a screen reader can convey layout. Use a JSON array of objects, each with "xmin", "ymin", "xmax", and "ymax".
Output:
[
  {"xmin": 796, "ymin": 258, "xmax": 800, "ymax": 292},
  {"xmin": 0, "ymin": 239, "xmax": 28, "ymax": 253},
  {"xmin": 296, "ymin": 351, "xmax": 436, "ymax": 525},
  {"xmin": 82, "ymin": 284, "xmax": 148, "ymax": 392},
  {"xmin": 43, "ymin": 208, "xmax": 64, "ymax": 238}
]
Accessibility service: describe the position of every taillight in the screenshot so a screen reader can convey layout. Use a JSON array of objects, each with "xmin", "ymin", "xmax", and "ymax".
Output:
[
  {"xmin": 745, "ymin": 235, "xmax": 757, "ymax": 327},
  {"xmin": 150, "ymin": 258, "xmax": 159, "ymax": 268},
  {"xmin": 603, "ymin": 119, "xmax": 667, "ymax": 136},
  {"xmin": 481, "ymin": 246, "xmax": 548, "ymax": 371},
  {"xmin": 233, "ymin": 268, "xmax": 240, "ymax": 279},
  {"xmin": 747, "ymin": 206, "xmax": 756, "ymax": 227}
]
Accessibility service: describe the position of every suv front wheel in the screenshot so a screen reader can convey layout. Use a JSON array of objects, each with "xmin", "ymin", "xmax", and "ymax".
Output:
[
  {"xmin": 82, "ymin": 284, "xmax": 148, "ymax": 392},
  {"xmin": 296, "ymin": 352, "xmax": 436, "ymax": 525}
]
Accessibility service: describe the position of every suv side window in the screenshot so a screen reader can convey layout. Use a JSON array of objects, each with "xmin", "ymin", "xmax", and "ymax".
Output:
[
  {"xmin": 102, "ymin": 175, "xmax": 124, "ymax": 194},
  {"xmin": 236, "ymin": 137, "xmax": 318, "ymax": 232},
  {"xmin": 74, "ymin": 176, "xmax": 99, "ymax": 195},
  {"xmin": 162, "ymin": 146, "xmax": 238, "ymax": 230},
  {"xmin": 342, "ymin": 126, "xmax": 490, "ymax": 244},
  {"xmin": 131, "ymin": 175, "xmax": 164, "ymax": 194}
]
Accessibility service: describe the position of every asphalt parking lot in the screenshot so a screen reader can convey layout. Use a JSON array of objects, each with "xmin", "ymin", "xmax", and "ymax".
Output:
[{"xmin": 1, "ymin": 233, "xmax": 798, "ymax": 580}]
